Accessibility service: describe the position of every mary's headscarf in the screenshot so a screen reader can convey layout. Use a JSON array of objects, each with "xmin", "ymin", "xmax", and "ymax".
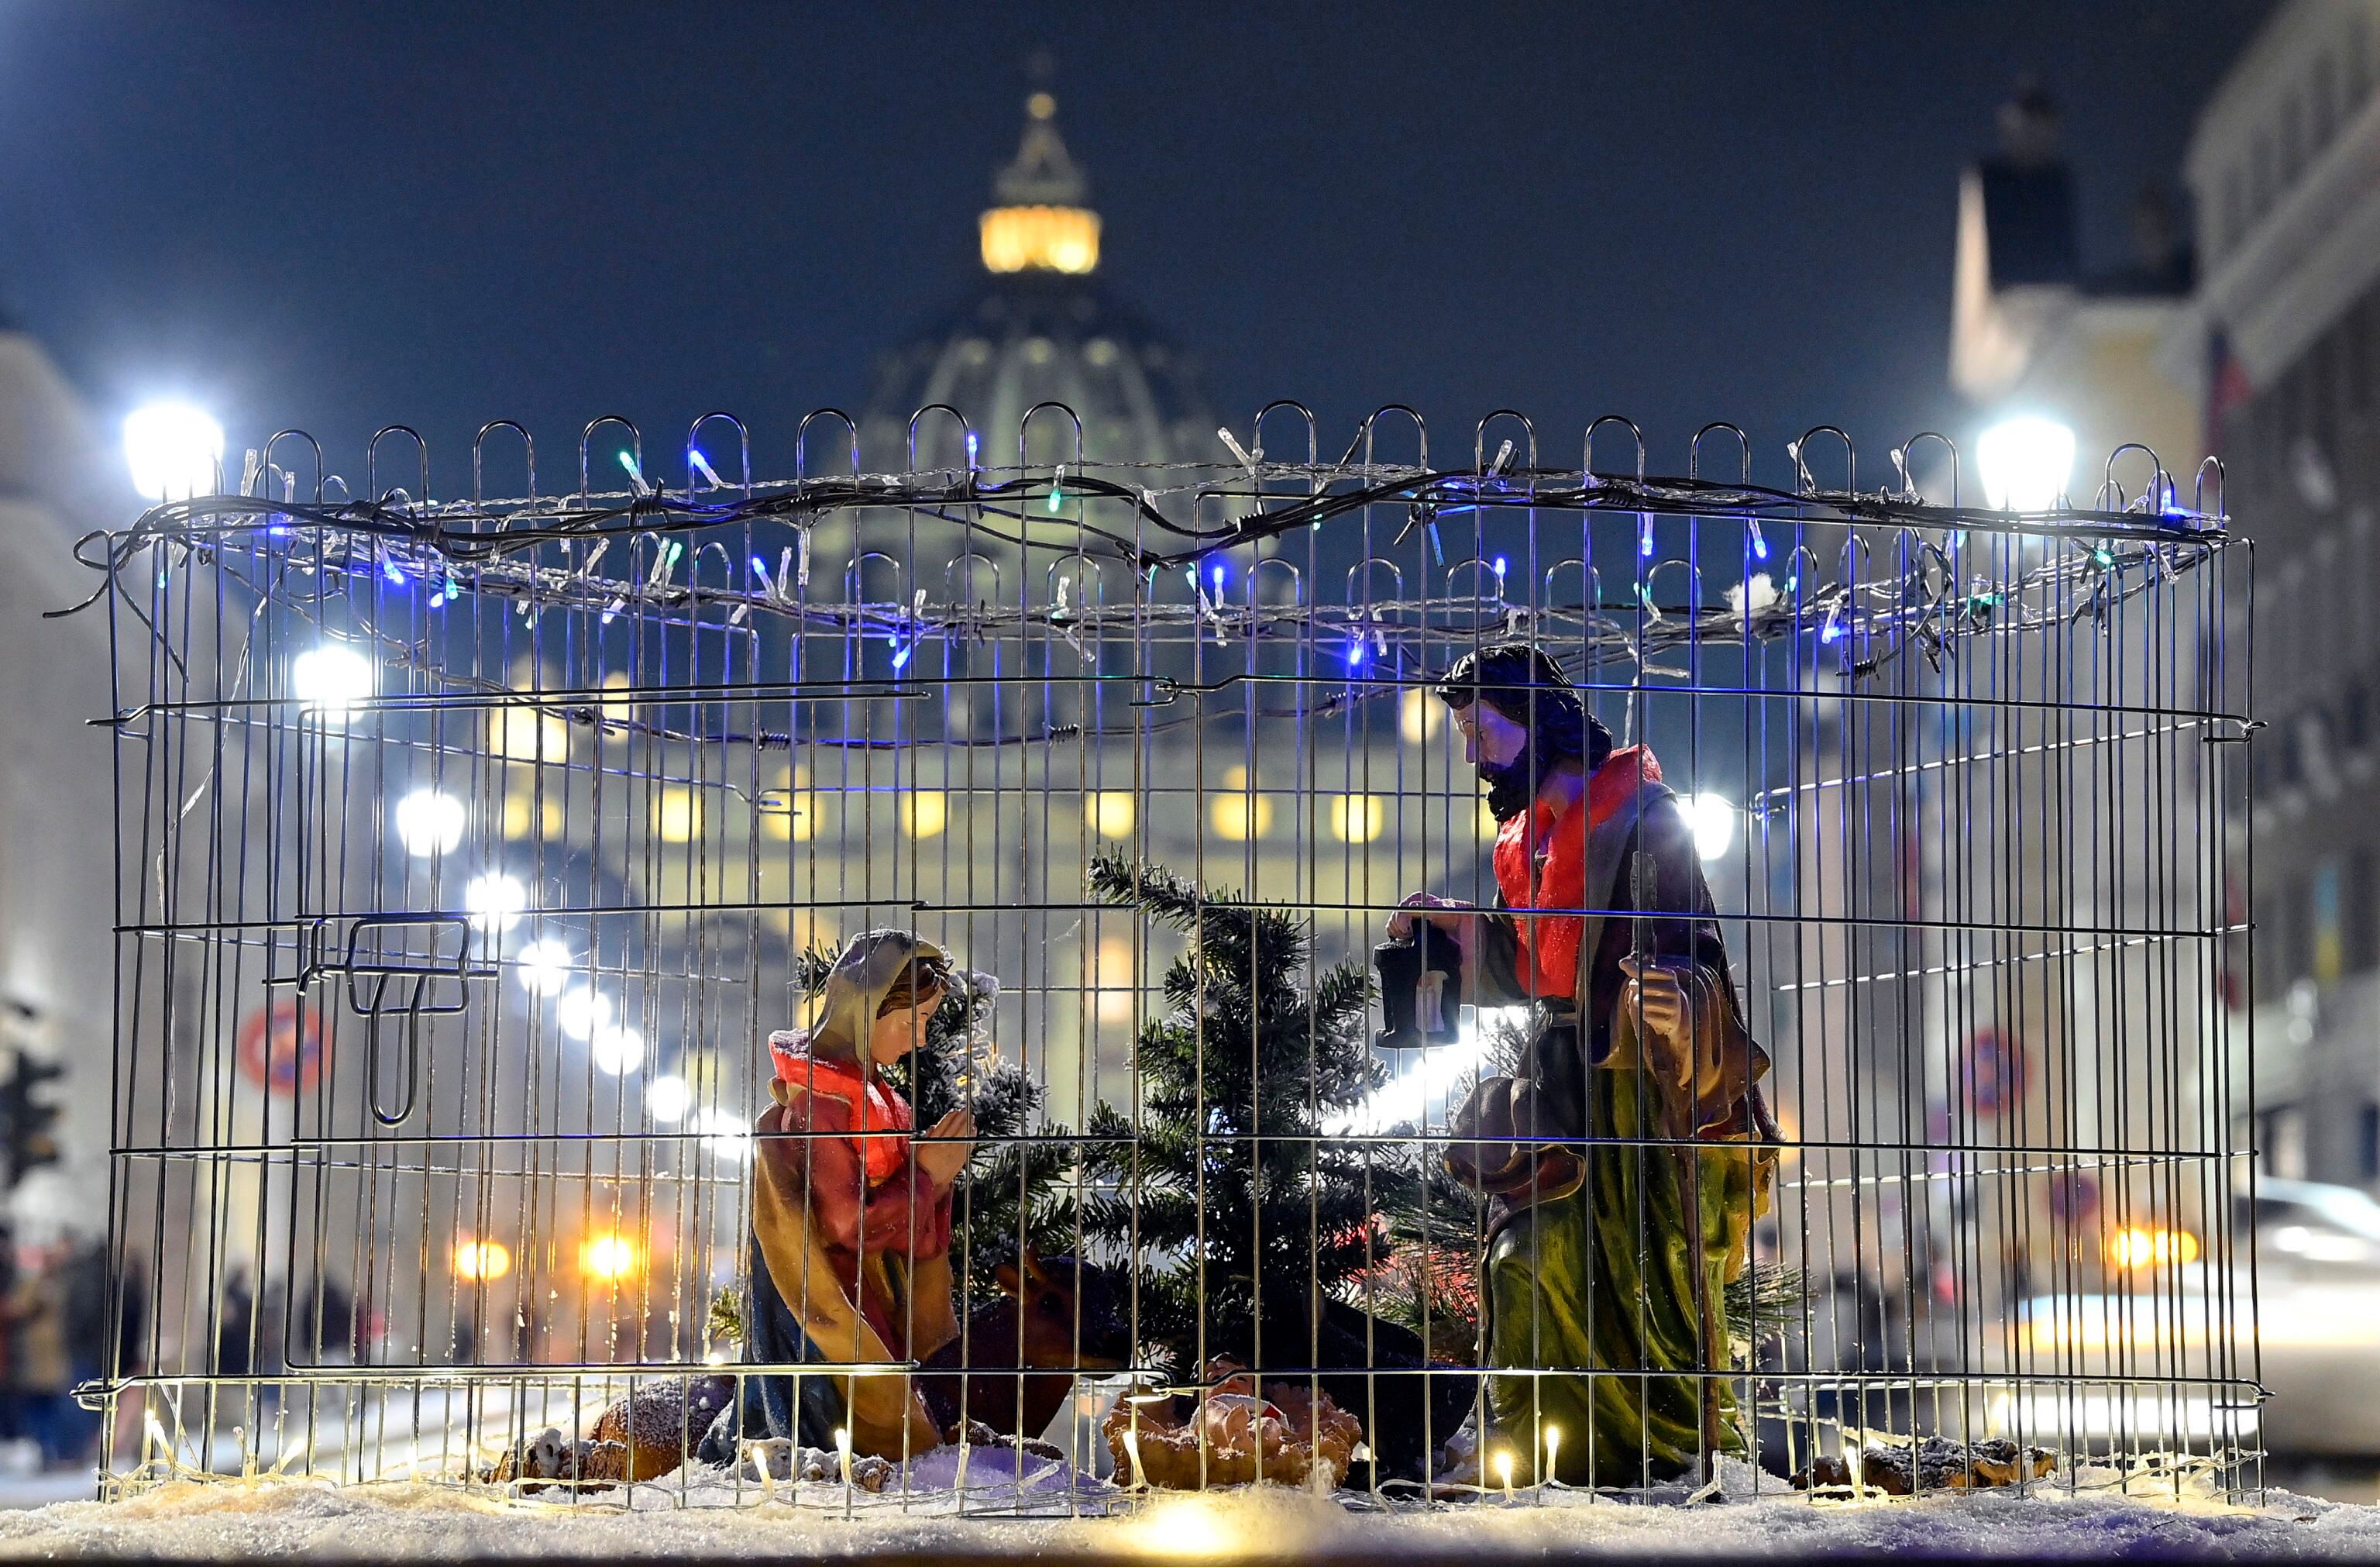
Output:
[{"xmin": 795, "ymin": 928, "xmax": 948, "ymax": 1066}]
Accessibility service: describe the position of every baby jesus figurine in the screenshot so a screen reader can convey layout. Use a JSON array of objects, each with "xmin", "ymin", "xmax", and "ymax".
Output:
[{"xmin": 731, "ymin": 930, "xmax": 975, "ymax": 1459}]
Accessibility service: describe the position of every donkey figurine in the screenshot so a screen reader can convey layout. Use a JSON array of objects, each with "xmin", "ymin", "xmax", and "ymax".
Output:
[{"xmin": 917, "ymin": 1248, "xmax": 1133, "ymax": 1439}]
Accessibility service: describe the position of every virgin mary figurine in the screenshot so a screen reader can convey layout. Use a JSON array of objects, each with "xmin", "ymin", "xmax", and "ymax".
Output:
[{"xmin": 730, "ymin": 929, "xmax": 975, "ymax": 1459}]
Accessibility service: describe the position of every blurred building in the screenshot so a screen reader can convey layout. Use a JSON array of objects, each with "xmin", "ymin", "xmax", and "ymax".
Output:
[
  {"xmin": 1950, "ymin": 79, "xmax": 2200, "ymax": 491},
  {"xmin": 1930, "ymin": 80, "xmax": 2230, "ymax": 1321},
  {"xmin": 2157, "ymin": 0, "xmax": 2380, "ymax": 1189},
  {"xmin": 859, "ymin": 89, "xmax": 1216, "ymax": 471},
  {"xmin": 823, "ymin": 91, "xmax": 1474, "ymax": 1122},
  {"xmin": 0, "ymin": 309, "xmax": 139, "ymax": 1235}
]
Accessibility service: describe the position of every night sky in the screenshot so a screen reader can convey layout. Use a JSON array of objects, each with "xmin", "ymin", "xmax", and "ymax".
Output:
[{"xmin": 2, "ymin": 0, "xmax": 2272, "ymax": 491}]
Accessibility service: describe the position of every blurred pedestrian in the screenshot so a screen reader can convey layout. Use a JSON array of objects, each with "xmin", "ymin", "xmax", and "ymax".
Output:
[
  {"xmin": 9, "ymin": 1241, "xmax": 91, "ymax": 1468},
  {"xmin": 215, "ymin": 1270, "xmax": 254, "ymax": 1378}
]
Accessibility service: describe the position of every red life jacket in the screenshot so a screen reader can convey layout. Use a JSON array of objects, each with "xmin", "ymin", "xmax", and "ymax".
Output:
[
  {"xmin": 769, "ymin": 1039, "xmax": 914, "ymax": 1184},
  {"xmin": 1490, "ymin": 746, "xmax": 1663, "ymax": 1000}
]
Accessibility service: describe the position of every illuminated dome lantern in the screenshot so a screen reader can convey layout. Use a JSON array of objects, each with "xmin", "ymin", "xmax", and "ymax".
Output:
[
  {"xmin": 978, "ymin": 92, "xmax": 1101, "ymax": 275},
  {"xmin": 863, "ymin": 88, "xmax": 1216, "ymax": 473}
]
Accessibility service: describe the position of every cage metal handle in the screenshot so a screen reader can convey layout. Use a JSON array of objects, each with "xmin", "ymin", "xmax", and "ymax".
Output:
[{"xmin": 358, "ymin": 972, "xmax": 435, "ymax": 1128}]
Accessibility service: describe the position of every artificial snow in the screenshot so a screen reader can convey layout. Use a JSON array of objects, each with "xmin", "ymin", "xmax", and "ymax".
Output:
[{"xmin": 1, "ymin": 1459, "xmax": 2375, "ymax": 1560}]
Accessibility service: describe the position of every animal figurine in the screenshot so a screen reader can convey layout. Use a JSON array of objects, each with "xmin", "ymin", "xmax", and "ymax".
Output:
[
  {"xmin": 917, "ymin": 1248, "xmax": 1133, "ymax": 1438},
  {"xmin": 480, "ymin": 1428, "xmax": 631, "ymax": 1492},
  {"xmin": 1102, "ymin": 1358, "xmax": 1362, "ymax": 1490},
  {"xmin": 588, "ymin": 1375, "xmax": 739, "ymax": 1480},
  {"xmin": 482, "ymin": 1375, "xmax": 735, "ymax": 1493}
]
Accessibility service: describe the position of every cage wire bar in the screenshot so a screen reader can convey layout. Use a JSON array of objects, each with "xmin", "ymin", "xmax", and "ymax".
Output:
[{"xmin": 78, "ymin": 405, "xmax": 2254, "ymax": 1510}]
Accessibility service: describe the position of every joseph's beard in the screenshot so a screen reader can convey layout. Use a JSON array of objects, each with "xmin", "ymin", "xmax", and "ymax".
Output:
[{"xmin": 1478, "ymin": 753, "xmax": 1538, "ymax": 823}]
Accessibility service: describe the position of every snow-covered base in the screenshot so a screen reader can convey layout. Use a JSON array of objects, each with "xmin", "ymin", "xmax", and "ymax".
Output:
[{"xmin": 1, "ymin": 1461, "xmax": 2375, "ymax": 1560}]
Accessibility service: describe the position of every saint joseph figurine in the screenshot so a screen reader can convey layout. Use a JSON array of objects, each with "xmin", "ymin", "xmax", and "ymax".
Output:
[{"xmin": 1392, "ymin": 646, "xmax": 1779, "ymax": 1487}]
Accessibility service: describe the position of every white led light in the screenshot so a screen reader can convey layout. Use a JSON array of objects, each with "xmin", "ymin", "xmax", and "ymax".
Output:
[
  {"xmin": 1976, "ymin": 415, "xmax": 2076, "ymax": 512},
  {"xmin": 291, "ymin": 645, "xmax": 375, "ymax": 715},
  {"xmin": 646, "ymin": 1074, "xmax": 693, "ymax": 1123},
  {"xmin": 462, "ymin": 872, "xmax": 528, "ymax": 933},
  {"xmin": 555, "ymin": 986, "xmax": 611, "ymax": 1041},
  {"xmin": 122, "ymin": 403, "xmax": 224, "ymax": 501},
  {"xmin": 590, "ymin": 1024, "xmax": 645, "ymax": 1076},
  {"xmin": 393, "ymin": 789, "xmax": 466, "ymax": 857},
  {"xmin": 1682, "ymin": 791, "xmax": 1738, "ymax": 863},
  {"xmin": 514, "ymin": 938, "xmax": 573, "ymax": 997}
]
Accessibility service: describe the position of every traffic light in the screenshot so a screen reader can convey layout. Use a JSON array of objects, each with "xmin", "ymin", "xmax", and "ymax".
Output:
[{"xmin": 0, "ymin": 1052, "xmax": 64, "ymax": 1183}]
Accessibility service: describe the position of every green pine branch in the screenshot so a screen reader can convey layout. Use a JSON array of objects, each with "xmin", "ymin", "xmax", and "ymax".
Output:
[{"xmin": 1082, "ymin": 854, "xmax": 1429, "ymax": 1372}]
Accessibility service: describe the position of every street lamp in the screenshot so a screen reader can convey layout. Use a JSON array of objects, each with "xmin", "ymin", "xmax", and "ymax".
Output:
[
  {"xmin": 122, "ymin": 403, "xmax": 224, "ymax": 500},
  {"xmin": 291, "ymin": 644, "xmax": 375, "ymax": 715},
  {"xmin": 1976, "ymin": 416, "xmax": 2076, "ymax": 511},
  {"xmin": 555, "ymin": 985, "xmax": 611, "ymax": 1040},
  {"xmin": 1682, "ymin": 792, "xmax": 1738, "ymax": 863},
  {"xmin": 590, "ymin": 1024, "xmax": 645, "ymax": 1076},
  {"xmin": 579, "ymin": 1231, "xmax": 642, "ymax": 1283},
  {"xmin": 463, "ymin": 872, "xmax": 528, "ymax": 933},
  {"xmin": 514, "ymin": 938, "xmax": 573, "ymax": 997},
  {"xmin": 696, "ymin": 1106, "xmax": 753, "ymax": 1163},
  {"xmin": 646, "ymin": 1074, "xmax": 693, "ymax": 1123},
  {"xmin": 394, "ymin": 789, "xmax": 466, "ymax": 857},
  {"xmin": 453, "ymin": 1238, "xmax": 512, "ymax": 1281}
]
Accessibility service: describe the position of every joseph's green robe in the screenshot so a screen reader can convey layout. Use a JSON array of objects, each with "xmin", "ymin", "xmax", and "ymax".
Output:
[{"xmin": 1450, "ymin": 772, "xmax": 1779, "ymax": 1487}]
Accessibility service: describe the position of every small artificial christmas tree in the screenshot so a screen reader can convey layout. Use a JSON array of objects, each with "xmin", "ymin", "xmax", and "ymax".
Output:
[{"xmin": 1079, "ymin": 856, "xmax": 1477, "ymax": 1479}]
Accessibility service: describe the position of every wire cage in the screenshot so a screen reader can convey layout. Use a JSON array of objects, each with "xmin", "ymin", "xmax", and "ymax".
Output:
[{"xmin": 83, "ymin": 406, "xmax": 2254, "ymax": 1511}]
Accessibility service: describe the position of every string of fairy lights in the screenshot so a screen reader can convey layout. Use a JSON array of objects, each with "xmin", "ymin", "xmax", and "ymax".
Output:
[
  {"xmin": 69, "ymin": 453, "xmax": 2227, "ymax": 684},
  {"xmin": 80, "ymin": 448, "xmax": 2233, "ymax": 1155}
]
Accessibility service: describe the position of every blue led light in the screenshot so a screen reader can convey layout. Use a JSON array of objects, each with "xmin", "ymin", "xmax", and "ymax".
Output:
[
  {"xmin": 751, "ymin": 556, "xmax": 768, "ymax": 576},
  {"xmin": 383, "ymin": 557, "xmax": 404, "ymax": 585},
  {"xmin": 965, "ymin": 432, "xmax": 979, "ymax": 467},
  {"xmin": 1347, "ymin": 638, "xmax": 1368, "ymax": 669},
  {"xmin": 889, "ymin": 638, "xmax": 915, "ymax": 671},
  {"xmin": 1639, "ymin": 517, "xmax": 1655, "ymax": 558},
  {"xmin": 1749, "ymin": 522, "xmax": 1769, "ymax": 561}
]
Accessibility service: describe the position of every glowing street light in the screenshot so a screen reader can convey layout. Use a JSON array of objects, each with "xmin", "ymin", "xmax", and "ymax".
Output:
[
  {"xmin": 1976, "ymin": 416, "xmax": 2076, "ymax": 511},
  {"xmin": 590, "ymin": 1023, "xmax": 645, "ymax": 1076},
  {"xmin": 453, "ymin": 1238, "xmax": 513, "ymax": 1280},
  {"xmin": 393, "ymin": 789, "xmax": 466, "ymax": 857},
  {"xmin": 696, "ymin": 1106, "xmax": 753, "ymax": 1163},
  {"xmin": 646, "ymin": 1074, "xmax": 693, "ymax": 1123},
  {"xmin": 579, "ymin": 1231, "xmax": 642, "ymax": 1283},
  {"xmin": 555, "ymin": 985, "xmax": 611, "ymax": 1040},
  {"xmin": 514, "ymin": 938, "xmax": 573, "ymax": 997},
  {"xmin": 1681, "ymin": 791, "xmax": 1739, "ymax": 863},
  {"xmin": 122, "ymin": 403, "xmax": 223, "ymax": 500},
  {"xmin": 291, "ymin": 644, "xmax": 375, "ymax": 716},
  {"xmin": 463, "ymin": 871, "xmax": 528, "ymax": 933}
]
